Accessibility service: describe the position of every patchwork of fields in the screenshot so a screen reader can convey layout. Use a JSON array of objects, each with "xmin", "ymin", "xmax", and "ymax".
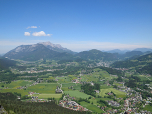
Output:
[
  {"xmin": 27, "ymin": 83, "xmax": 60, "ymax": 94},
  {"xmin": 100, "ymin": 88, "xmax": 126, "ymax": 98},
  {"xmin": 64, "ymin": 90, "xmax": 90, "ymax": 99}
]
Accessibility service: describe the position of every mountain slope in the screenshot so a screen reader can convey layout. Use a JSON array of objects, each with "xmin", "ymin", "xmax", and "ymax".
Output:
[
  {"xmin": 38, "ymin": 42, "xmax": 76, "ymax": 54},
  {"xmin": 0, "ymin": 57, "xmax": 16, "ymax": 70},
  {"xmin": 4, "ymin": 44, "xmax": 74, "ymax": 61},
  {"xmin": 76, "ymin": 49, "xmax": 119, "ymax": 61},
  {"xmin": 111, "ymin": 53, "xmax": 152, "ymax": 75}
]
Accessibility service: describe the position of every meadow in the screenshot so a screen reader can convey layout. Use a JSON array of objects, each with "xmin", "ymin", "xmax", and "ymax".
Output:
[
  {"xmin": 33, "ymin": 93, "xmax": 62, "ymax": 99},
  {"xmin": 0, "ymin": 89, "xmax": 28, "ymax": 96},
  {"xmin": 80, "ymin": 101, "xmax": 105, "ymax": 113},
  {"xmin": 100, "ymin": 88, "xmax": 126, "ymax": 98},
  {"xmin": 143, "ymin": 105, "xmax": 152, "ymax": 112},
  {"xmin": 61, "ymin": 83, "xmax": 81, "ymax": 91},
  {"xmin": 0, "ymin": 80, "xmax": 33, "ymax": 89},
  {"xmin": 26, "ymin": 83, "xmax": 60, "ymax": 94},
  {"xmin": 64, "ymin": 90, "xmax": 90, "ymax": 99}
]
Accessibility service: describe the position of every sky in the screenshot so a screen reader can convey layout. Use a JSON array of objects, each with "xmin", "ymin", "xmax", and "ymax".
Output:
[{"xmin": 0, "ymin": 0, "xmax": 152, "ymax": 54}]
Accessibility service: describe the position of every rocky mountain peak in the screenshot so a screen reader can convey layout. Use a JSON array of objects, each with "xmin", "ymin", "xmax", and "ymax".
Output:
[{"xmin": 38, "ymin": 41, "xmax": 63, "ymax": 49}]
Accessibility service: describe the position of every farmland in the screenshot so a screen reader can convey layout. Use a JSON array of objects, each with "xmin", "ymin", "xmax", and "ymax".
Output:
[
  {"xmin": 27, "ymin": 83, "xmax": 60, "ymax": 94},
  {"xmin": 33, "ymin": 94, "xmax": 62, "ymax": 99},
  {"xmin": 64, "ymin": 90, "xmax": 90, "ymax": 99},
  {"xmin": 80, "ymin": 101, "xmax": 105, "ymax": 113},
  {"xmin": 100, "ymin": 88, "xmax": 126, "ymax": 98},
  {"xmin": 0, "ymin": 80, "xmax": 33, "ymax": 89}
]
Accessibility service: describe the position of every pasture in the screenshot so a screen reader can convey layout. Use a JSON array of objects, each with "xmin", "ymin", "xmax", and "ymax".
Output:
[
  {"xmin": 27, "ymin": 83, "xmax": 60, "ymax": 94},
  {"xmin": 80, "ymin": 101, "xmax": 104, "ymax": 113},
  {"xmin": 0, "ymin": 80, "xmax": 33, "ymax": 89},
  {"xmin": 56, "ymin": 76, "xmax": 71, "ymax": 83},
  {"xmin": 61, "ymin": 83, "xmax": 81, "ymax": 91},
  {"xmin": 64, "ymin": 90, "xmax": 90, "ymax": 99},
  {"xmin": 33, "ymin": 94, "xmax": 62, "ymax": 99},
  {"xmin": 0, "ymin": 89, "xmax": 28, "ymax": 96},
  {"xmin": 100, "ymin": 88, "xmax": 126, "ymax": 98}
]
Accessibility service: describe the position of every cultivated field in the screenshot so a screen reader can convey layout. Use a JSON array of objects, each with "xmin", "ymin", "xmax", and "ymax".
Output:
[
  {"xmin": 80, "ymin": 101, "xmax": 105, "ymax": 113},
  {"xmin": 100, "ymin": 88, "xmax": 126, "ymax": 98},
  {"xmin": 64, "ymin": 90, "xmax": 90, "ymax": 99},
  {"xmin": 33, "ymin": 94, "xmax": 62, "ymax": 99},
  {"xmin": 27, "ymin": 83, "xmax": 60, "ymax": 94},
  {"xmin": 0, "ymin": 80, "xmax": 33, "ymax": 89},
  {"xmin": 0, "ymin": 89, "xmax": 28, "ymax": 96}
]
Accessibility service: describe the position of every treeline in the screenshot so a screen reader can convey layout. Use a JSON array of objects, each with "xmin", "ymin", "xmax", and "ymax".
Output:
[
  {"xmin": 81, "ymin": 83, "xmax": 100, "ymax": 97},
  {"xmin": 0, "ymin": 92, "xmax": 91, "ymax": 114}
]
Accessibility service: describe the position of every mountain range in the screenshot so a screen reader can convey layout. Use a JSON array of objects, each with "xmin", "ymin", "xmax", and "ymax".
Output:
[{"xmin": 3, "ymin": 42, "xmax": 152, "ymax": 61}]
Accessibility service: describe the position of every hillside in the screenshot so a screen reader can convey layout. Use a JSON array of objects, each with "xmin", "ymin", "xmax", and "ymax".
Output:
[
  {"xmin": 76, "ymin": 49, "xmax": 119, "ymax": 61},
  {"xmin": 111, "ymin": 53, "xmax": 152, "ymax": 75},
  {"xmin": 0, "ymin": 58, "xmax": 16, "ymax": 70}
]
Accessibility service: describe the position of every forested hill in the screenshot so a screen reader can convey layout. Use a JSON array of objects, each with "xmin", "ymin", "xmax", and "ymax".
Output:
[
  {"xmin": 0, "ymin": 58, "xmax": 16, "ymax": 70},
  {"xmin": 111, "ymin": 53, "xmax": 152, "ymax": 75},
  {"xmin": 0, "ymin": 92, "xmax": 91, "ymax": 114},
  {"xmin": 76, "ymin": 49, "xmax": 119, "ymax": 61}
]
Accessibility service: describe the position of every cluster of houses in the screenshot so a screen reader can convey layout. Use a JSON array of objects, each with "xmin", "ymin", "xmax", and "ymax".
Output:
[
  {"xmin": 107, "ymin": 100, "xmax": 120, "ymax": 107},
  {"xmin": 59, "ymin": 95, "xmax": 88, "ymax": 111}
]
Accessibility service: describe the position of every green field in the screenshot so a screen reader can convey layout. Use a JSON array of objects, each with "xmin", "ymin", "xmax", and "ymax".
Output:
[
  {"xmin": 79, "ymin": 68, "xmax": 112, "ymax": 82},
  {"xmin": 56, "ymin": 76, "xmax": 71, "ymax": 83},
  {"xmin": 64, "ymin": 90, "xmax": 90, "ymax": 98},
  {"xmin": 62, "ymin": 83, "xmax": 81, "ymax": 91},
  {"xmin": 113, "ymin": 82, "xmax": 123, "ymax": 86},
  {"xmin": 27, "ymin": 83, "xmax": 60, "ymax": 94},
  {"xmin": 100, "ymin": 88, "xmax": 126, "ymax": 98},
  {"xmin": 80, "ymin": 101, "xmax": 105, "ymax": 113},
  {"xmin": 0, "ymin": 80, "xmax": 33, "ymax": 89},
  {"xmin": 0, "ymin": 89, "xmax": 28, "ymax": 97},
  {"xmin": 33, "ymin": 94, "xmax": 62, "ymax": 99},
  {"xmin": 143, "ymin": 105, "xmax": 152, "ymax": 112}
]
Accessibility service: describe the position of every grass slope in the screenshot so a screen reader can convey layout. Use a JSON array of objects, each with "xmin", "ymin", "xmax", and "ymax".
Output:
[
  {"xmin": 64, "ymin": 90, "xmax": 90, "ymax": 99},
  {"xmin": 100, "ymin": 88, "xmax": 126, "ymax": 98},
  {"xmin": 80, "ymin": 101, "xmax": 104, "ymax": 113},
  {"xmin": 27, "ymin": 83, "xmax": 60, "ymax": 94}
]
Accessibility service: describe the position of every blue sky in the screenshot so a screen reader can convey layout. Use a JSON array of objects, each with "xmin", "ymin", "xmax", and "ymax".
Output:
[{"xmin": 0, "ymin": 0, "xmax": 152, "ymax": 53}]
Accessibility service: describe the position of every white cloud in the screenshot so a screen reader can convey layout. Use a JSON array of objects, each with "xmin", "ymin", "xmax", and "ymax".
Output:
[
  {"xmin": 24, "ymin": 32, "xmax": 30, "ymax": 36},
  {"xmin": 26, "ymin": 26, "xmax": 37, "ymax": 29},
  {"xmin": 32, "ymin": 31, "xmax": 52, "ymax": 36}
]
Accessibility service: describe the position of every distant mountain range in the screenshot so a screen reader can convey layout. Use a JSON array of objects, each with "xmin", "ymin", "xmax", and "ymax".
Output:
[
  {"xmin": 3, "ymin": 42, "xmax": 152, "ymax": 61},
  {"xmin": 105, "ymin": 48, "xmax": 152, "ymax": 54}
]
